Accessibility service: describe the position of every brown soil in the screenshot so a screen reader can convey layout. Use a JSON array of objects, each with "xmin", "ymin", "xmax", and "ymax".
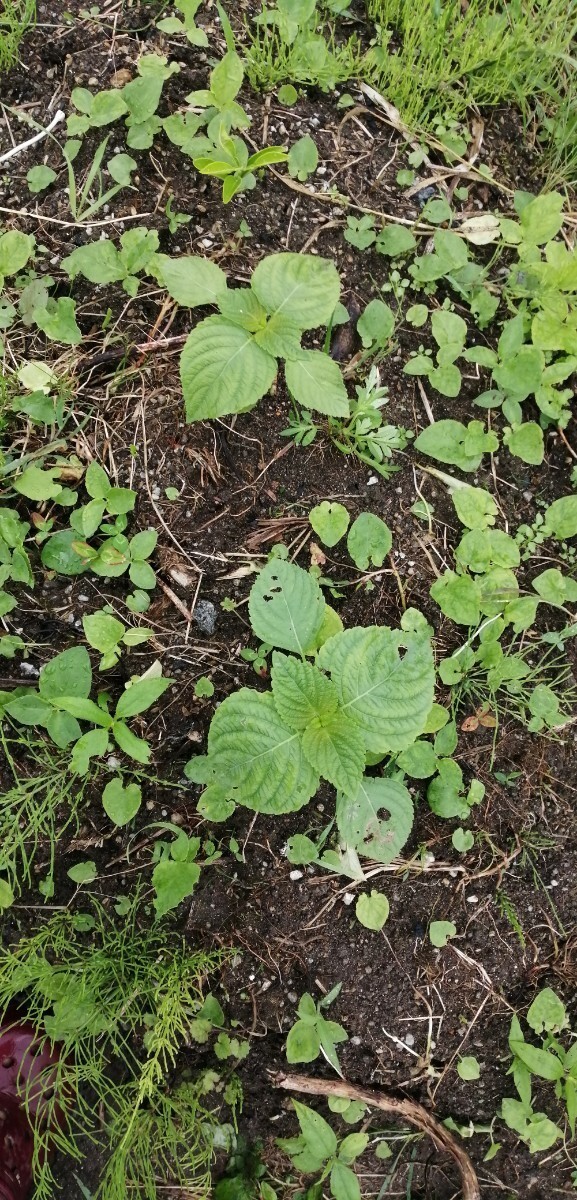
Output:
[{"xmin": 1, "ymin": 3, "xmax": 576, "ymax": 1198}]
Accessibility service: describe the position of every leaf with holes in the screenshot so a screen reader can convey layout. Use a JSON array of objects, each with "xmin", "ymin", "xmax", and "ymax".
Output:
[
  {"xmin": 336, "ymin": 776, "xmax": 413, "ymax": 863},
  {"xmin": 249, "ymin": 559, "xmax": 325, "ymax": 655},
  {"xmin": 309, "ymin": 501, "xmax": 350, "ymax": 547}
]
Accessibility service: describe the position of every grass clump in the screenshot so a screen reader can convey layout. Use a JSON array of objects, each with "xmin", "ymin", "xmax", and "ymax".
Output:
[
  {"xmin": 0, "ymin": 728, "xmax": 87, "ymax": 903},
  {"xmin": 0, "ymin": 0, "xmax": 35, "ymax": 71},
  {"xmin": 365, "ymin": 0, "xmax": 577, "ymax": 132},
  {"xmin": 244, "ymin": 1, "xmax": 362, "ymax": 91},
  {"xmin": 0, "ymin": 900, "xmax": 233, "ymax": 1200}
]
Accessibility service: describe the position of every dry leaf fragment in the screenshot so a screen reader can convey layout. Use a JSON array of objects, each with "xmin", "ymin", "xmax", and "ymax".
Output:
[{"xmin": 459, "ymin": 214, "xmax": 501, "ymax": 245}]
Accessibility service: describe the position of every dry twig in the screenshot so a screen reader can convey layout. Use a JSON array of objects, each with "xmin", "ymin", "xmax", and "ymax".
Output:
[{"xmin": 274, "ymin": 1072, "xmax": 480, "ymax": 1200}]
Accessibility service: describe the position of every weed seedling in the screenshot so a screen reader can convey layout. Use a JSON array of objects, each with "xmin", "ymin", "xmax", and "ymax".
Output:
[
  {"xmin": 277, "ymin": 1100, "xmax": 368, "ymax": 1200},
  {"xmin": 286, "ymin": 988, "xmax": 348, "ymax": 1074}
]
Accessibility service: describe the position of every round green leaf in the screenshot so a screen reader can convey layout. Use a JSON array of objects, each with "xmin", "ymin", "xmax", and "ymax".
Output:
[
  {"xmin": 309, "ymin": 500, "xmax": 350, "ymax": 547},
  {"xmin": 452, "ymin": 827, "xmax": 474, "ymax": 853},
  {"xmin": 457, "ymin": 1055, "xmax": 480, "ymax": 1081},
  {"xmin": 278, "ymin": 84, "xmax": 298, "ymax": 105},
  {"xmin": 355, "ymin": 890, "xmax": 389, "ymax": 930},
  {"xmin": 39, "ymin": 646, "xmax": 92, "ymax": 700},
  {"xmin": 429, "ymin": 920, "xmax": 456, "ymax": 947},
  {"xmin": 41, "ymin": 530, "xmax": 89, "ymax": 575},
  {"xmin": 286, "ymin": 1020, "xmax": 321, "ymax": 1063},
  {"xmin": 0, "ymin": 230, "xmax": 35, "ymax": 277},
  {"xmin": 544, "ymin": 495, "xmax": 577, "ymax": 540},
  {"xmin": 347, "ymin": 513, "xmax": 392, "ymax": 571},
  {"xmin": 102, "ymin": 777, "xmax": 142, "ymax": 826},
  {"xmin": 251, "ymin": 252, "xmax": 341, "ymax": 329},
  {"xmin": 526, "ymin": 987, "xmax": 567, "ymax": 1034},
  {"xmin": 27, "ymin": 165, "xmax": 57, "ymax": 193},
  {"xmin": 357, "ymin": 299, "xmax": 395, "ymax": 349},
  {"xmin": 67, "ymin": 860, "xmax": 98, "ymax": 885}
]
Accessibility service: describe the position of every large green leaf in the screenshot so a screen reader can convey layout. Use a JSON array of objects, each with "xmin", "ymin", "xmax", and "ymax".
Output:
[
  {"xmin": 151, "ymin": 254, "xmax": 227, "ymax": 306},
  {"xmin": 336, "ymin": 776, "xmax": 414, "ymax": 863},
  {"xmin": 251, "ymin": 252, "xmax": 341, "ymax": 328},
  {"xmin": 293, "ymin": 1099, "xmax": 338, "ymax": 1160},
  {"xmin": 39, "ymin": 647, "xmax": 92, "ymax": 700},
  {"xmin": 0, "ymin": 230, "xmax": 35, "ymax": 278},
  {"xmin": 205, "ymin": 689, "xmax": 319, "ymax": 813},
  {"xmin": 544, "ymin": 495, "xmax": 577, "ymax": 540},
  {"xmin": 249, "ymin": 559, "xmax": 325, "ymax": 655},
  {"xmin": 152, "ymin": 858, "xmax": 200, "ymax": 918},
  {"xmin": 285, "ymin": 351, "xmax": 349, "ymax": 417},
  {"xmin": 180, "ymin": 316, "xmax": 277, "ymax": 421},
  {"xmin": 271, "ymin": 652, "xmax": 338, "ymax": 730},
  {"xmin": 302, "ymin": 710, "xmax": 365, "ymax": 796},
  {"xmin": 318, "ymin": 626, "xmax": 434, "ymax": 753}
]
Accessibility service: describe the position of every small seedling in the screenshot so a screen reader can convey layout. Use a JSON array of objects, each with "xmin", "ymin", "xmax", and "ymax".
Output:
[
  {"xmin": 277, "ymin": 1100, "xmax": 368, "ymax": 1200},
  {"xmin": 286, "ymin": 988, "xmax": 348, "ymax": 1074}
]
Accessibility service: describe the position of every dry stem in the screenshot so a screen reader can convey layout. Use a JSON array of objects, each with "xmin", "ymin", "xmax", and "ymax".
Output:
[{"xmin": 274, "ymin": 1072, "xmax": 480, "ymax": 1200}]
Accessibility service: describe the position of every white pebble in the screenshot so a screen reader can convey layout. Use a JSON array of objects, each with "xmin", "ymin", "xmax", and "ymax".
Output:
[
  {"xmin": 20, "ymin": 662, "xmax": 39, "ymax": 677},
  {"xmin": 289, "ymin": 870, "xmax": 303, "ymax": 881}
]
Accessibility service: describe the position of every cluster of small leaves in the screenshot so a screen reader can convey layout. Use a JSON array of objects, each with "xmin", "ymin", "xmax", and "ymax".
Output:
[
  {"xmin": 286, "ymin": 989, "xmax": 348, "ymax": 1073},
  {"xmin": 185, "ymin": 558, "xmax": 434, "ymax": 884},
  {"xmin": 398, "ymin": 709, "xmax": 485, "ymax": 821},
  {"xmin": 32, "ymin": 461, "xmax": 158, "ymax": 611},
  {"xmin": 0, "ymin": 228, "xmax": 81, "ymax": 342},
  {"xmin": 178, "ymin": 252, "xmax": 348, "ymax": 422},
  {"xmin": 502, "ymin": 988, "xmax": 576, "ymax": 1152},
  {"xmin": 246, "ymin": 0, "xmax": 359, "ymax": 92},
  {"xmin": 1, "ymin": 645, "xmax": 171, "ymax": 769},
  {"xmin": 429, "ymin": 484, "xmax": 577, "ymax": 638},
  {"xmin": 277, "ymin": 1100, "xmax": 368, "ymax": 1200},
  {"xmin": 309, "ymin": 501, "xmax": 392, "ymax": 569},
  {"xmin": 0, "ymin": 506, "xmax": 33, "ymax": 619}
]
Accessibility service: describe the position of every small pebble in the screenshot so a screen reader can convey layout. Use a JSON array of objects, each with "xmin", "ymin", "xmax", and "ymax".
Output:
[
  {"xmin": 404, "ymin": 1033, "xmax": 415, "ymax": 1046},
  {"xmin": 343, "ymin": 892, "xmax": 355, "ymax": 906},
  {"xmin": 466, "ymin": 894, "xmax": 479, "ymax": 903},
  {"xmin": 289, "ymin": 870, "xmax": 303, "ymax": 881},
  {"xmin": 20, "ymin": 662, "xmax": 39, "ymax": 677},
  {"xmin": 193, "ymin": 599, "xmax": 217, "ymax": 636}
]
